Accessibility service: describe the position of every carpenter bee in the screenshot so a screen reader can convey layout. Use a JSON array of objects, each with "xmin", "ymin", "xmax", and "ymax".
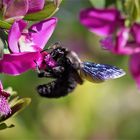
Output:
[{"xmin": 35, "ymin": 42, "xmax": 125, "ymax": 98}]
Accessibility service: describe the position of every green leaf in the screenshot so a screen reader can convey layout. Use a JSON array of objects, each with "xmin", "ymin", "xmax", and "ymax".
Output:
[
  {"xmin": 24, "ymin": 1, "xmax": 60, "ymax": 21},
  {"xmin": 9, "ymin": 96, "xmax": 19, "ymax": 106},
  {"xmin": 10, "ymin": 98, "xmax": 31, "ymax": 116},
  {"xmin": 0, "ymin": 20, "xmax": 11, "ymax": 29},
  {"xmin": 105, "ymin": 0, "xmax": 116, "ymax": 7},
  {"xmin": 0, "ymin": 29, "xmax": 8, "ymax": 59},
  {"xmin": 0, "ymin": 123, "xmax": 15, "ymax": 130},
  {"xmin": 89, "ymin": 0, "xmax": 105, "ymax": 8},
  {"xmin": 0, "ymin": 11, "xmax": 3, "ymax": 20},
  {"xmin": 125, "ymin": 0, "xmax": 140, "ymax": 22},
  {"xmin": 0, "ymin": 98, "xmax": 31, "ymax": 122}
]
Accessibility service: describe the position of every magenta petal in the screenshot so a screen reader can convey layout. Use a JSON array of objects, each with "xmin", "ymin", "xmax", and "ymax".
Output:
[
  {"xmin": 8, "ymin": 20, "xmax": 27, "ymax": 53},
  {"xmin": 29, "ymin": 18, "xmax": 57, "ymax": 50},
  {"xmin": 80, "ymin": 8, "xmax": 121, "ymax": 36},
  {"xmin": 0, "ymin": 52, "xmax": 41, "ymax": 75},
  {"xmin": 3, "ymin": 0, "xmax": 13, "ymax": 5},
  {"xmin": 131, "ymin": 23, "xmax": 140, "ymax": 44},
  {"xmin": 3, "ymin": 0, "xmax": 10, "ymax": 5},
  {"xmin": 27, "ymin": 0, "xmax": 45, "ymax": 13},
  {"xmin": 4, "ymin": 0, "xmax": 28, "ymax": 19},
  {"xmin": 114, "ymin": 27, "xmax": 130, "ymax": 54},
  {"xmin": 115, "ymin": 27, "xmax": 140, "ymax": 55},
  {"xmin": 100, "ymin": 36, "xmax": 114, "ymax": 50},
  {"xmin": 129, "ymin": 54, "xmax": 140, "ymax": 89},
  {"xmin": 0, "ymin": 81, "xmax": 10, "ymax": 98}
]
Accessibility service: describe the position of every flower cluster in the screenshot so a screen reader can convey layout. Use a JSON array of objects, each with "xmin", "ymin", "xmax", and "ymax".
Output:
[
  {"xmin": 0, "ymin": 0, "xmax": 58, "ymax": 119},
  {"xmin": 80, "ymin": 7, "xmax": 140, "ymax": 88}
]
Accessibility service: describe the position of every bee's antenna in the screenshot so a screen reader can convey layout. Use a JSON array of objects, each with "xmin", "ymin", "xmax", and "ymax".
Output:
[
  {"xmin": 40, "ymin": 48, "xmax": 49, "ymax": 53},
  {"xmin": 40, "ymin": 42, "xmax": 62, "ymax": 53}
]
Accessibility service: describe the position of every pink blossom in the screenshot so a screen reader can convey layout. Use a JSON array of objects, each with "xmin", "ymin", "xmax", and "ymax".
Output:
[
  {"xmin": 80, "ymin": 8, "xmax": 140, "ymax": 88},
  {"xmin": 3, "ymin": 0, "xmax": 45, "ymax": 20},
  {"xmin": 8, "ymin": 18, "xmax": 57, "ymax": 53},
  {"xmin": 80, "ymin": 8, "xmax": 140, "ymax": 55},
  {"xmin": 0, "ymin": 81, "xmax": 11, "ymax": 116},
  {"xmin": 0, "ymin": 18, "xmax": 57, "ymax": 75}
]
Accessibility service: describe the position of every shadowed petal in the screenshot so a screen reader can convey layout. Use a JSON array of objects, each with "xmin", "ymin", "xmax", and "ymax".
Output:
[
  {"xmin": 29, "ymin": 18, "xmax": 57, "ymax": 50},
  {"xmin": 3, "ymin": 0, "xmax": 15, "ymax": 5},
  {"xmin": 27, "ymin": 0, "xmax": 45, "ymax": 13},
  {"xmin": 0, "ymin": 52, "xmax": 41, "ymax": 75},
  {"xmin": 131, "ymin": 23, "xmax": 140, "ymax": 44},
  {"xmin": 0, "ymin": 1, "xmax": 2, "ymax": 9},
  {"xmin": 129, "ymin": 54, "xmax": 140, "ymax": 89},
  {"xmin": 0, "ymin": 82, "xmax": 10, "ymax": 99},
  {"xmin": 8, "ymin": 20, "xmax": 27, "ymax": 53},
  {"xmin": 80, "ymin": 8, "xmax": 121, "ymax": 36},
  {"xmin": 100, "ymin": 36, "xmax": 114, "ymax": 50},
  {"xmin": 4, "ymin": 0, "xmax": 28, "ymax": 19}
]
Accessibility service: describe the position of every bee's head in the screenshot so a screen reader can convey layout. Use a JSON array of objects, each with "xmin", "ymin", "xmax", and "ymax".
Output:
[{"xmin": 50, "ymin": 47, "xmax": 67, "ymax": 59}]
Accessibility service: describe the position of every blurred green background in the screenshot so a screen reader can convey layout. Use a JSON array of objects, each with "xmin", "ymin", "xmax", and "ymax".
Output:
[{"xmin": 1, "ymin": 0, "xmax": 140, "ymax": 139}]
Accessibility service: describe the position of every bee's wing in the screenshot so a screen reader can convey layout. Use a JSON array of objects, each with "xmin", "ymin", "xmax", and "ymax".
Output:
[{"xmin": 80, "ymin": 62, "xmax": 125, "ymax": 83}]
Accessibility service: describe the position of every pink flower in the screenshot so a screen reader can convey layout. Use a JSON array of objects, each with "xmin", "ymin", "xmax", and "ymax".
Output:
[
  {"xmin": 0, "ymin": 18, "xmax": 57, "ymax": 75},
  {"xmin": 8, "ymin": 18, "xmax": 57, "ymax": 53},
  {"xmin": 80, "ymin": 8, "xmax": 140, "ymax": 88},
  {"xmin": 0, "ymin": 81, "xmax": 11, "ymax": 116},
  {"xmin": 2, "ymin": 0, "xmax": 45, "ymax": 20},
  {"xmin": 80, "ymin": 8, "xmax": 140, "ymax": 55}
]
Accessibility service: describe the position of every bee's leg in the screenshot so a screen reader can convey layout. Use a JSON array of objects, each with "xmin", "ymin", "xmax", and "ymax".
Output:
[
  {"xmin": 38, "ymin": 70, "xmax": 54, "ymax": 78},
  {"xmin": 34, "ymin": 60, "xmax": 53, "ymax": 78},
  {"xmin": 51, "ymin": 66, "xmax": 65, "ymax": 77}
]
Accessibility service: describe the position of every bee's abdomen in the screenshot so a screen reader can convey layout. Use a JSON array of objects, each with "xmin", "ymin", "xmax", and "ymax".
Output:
[{"xmin": 37, "ymin": 75, "xmax": 77, "ymax": 98}]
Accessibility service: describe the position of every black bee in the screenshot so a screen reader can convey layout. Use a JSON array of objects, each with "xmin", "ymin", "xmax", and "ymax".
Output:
[{"xmin": 36, "ymin": 43, "xmax": 125, "ymax": 98}]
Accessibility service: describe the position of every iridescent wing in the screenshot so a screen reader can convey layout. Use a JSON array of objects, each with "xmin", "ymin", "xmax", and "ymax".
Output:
[{"xmin": 80, "ymin": 62, "xmax": 125, "ymax": 83}]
